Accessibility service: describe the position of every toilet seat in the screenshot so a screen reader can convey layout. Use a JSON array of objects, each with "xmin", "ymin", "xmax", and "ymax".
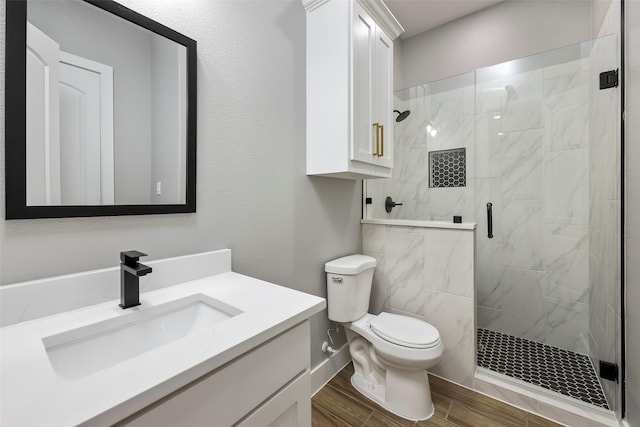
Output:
[
  {"xmin": 369, "ymin": 312, "xmax": 440, "ymax": 349},
  {"xmin": 348, "ymin": 313, "xmax": 444, "ymax": 371}
]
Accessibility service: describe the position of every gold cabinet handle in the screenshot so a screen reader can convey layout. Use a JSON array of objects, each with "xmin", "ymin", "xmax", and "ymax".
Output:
[
  {"xmin": 379, "ymin": 124, "xmax": 384, "ymax": 157},
  {"xmin": 372, "ymin": 123, "xmax": 380, "ymax": 156}
]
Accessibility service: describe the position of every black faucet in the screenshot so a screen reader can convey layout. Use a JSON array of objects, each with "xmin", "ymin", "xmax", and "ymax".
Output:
[{"xmin": 119, "ymin": 250, "xmax": 152, "ymax": 309}]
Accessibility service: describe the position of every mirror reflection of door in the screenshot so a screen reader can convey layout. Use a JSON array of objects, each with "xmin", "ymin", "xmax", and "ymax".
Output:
[
  {"xmin": 27, "ymin": 22, "xmax": 114, "ymax": 206},
  {"xmin": 26, "ymin": 22, "xmax": 60, "ymax": 206},
  {"xmin": 59, "ymin": 52, "xmax": 114, "ymax": 205}
]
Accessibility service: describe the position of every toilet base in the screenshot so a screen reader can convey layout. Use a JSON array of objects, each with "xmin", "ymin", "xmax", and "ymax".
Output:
[{"xmin": 350, "ymin": 368, "xmax": 435, "ymax": 421}]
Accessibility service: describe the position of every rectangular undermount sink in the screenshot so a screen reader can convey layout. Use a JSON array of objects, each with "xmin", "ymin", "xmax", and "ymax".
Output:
[{"xmin": 42, "ymin": 294, "xmax": 242, "ymax": 380}]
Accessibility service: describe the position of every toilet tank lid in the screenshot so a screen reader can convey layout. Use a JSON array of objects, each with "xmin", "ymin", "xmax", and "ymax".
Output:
[{"xmin": 325, "ymin": 255, "xmax": 376, "ymax": 274}]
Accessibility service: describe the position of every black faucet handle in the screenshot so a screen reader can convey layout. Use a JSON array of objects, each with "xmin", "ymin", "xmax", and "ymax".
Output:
[{"xmin": 120, "ymin": 250, "xmax": 148, "ymax": 266}]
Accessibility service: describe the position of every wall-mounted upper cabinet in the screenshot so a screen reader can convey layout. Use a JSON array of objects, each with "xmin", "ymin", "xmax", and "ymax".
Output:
[{"xmin": 302, "ymin": 0, "xmax": 403, "ymax": 179}]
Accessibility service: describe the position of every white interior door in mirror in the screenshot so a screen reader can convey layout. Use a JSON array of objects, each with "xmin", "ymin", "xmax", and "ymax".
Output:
[
  {"xmin": 59, "ymin": 52, "xmax": 114, "ymax": 205},
  {"xmin": 26, "ymin": 22, "xmax": 61, "ymax": 206},
  {"xmin": 27, "ymin": 22, "xmax": 114, "ymax": 206}
]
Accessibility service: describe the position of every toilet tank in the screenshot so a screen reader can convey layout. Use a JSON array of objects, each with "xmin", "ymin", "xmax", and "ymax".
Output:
[{"xmin": 325, "ymin": 255, "xmax": 376, "ymax": 322}]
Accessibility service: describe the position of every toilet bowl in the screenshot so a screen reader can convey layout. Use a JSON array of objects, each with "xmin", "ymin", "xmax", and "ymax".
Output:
[
  {"xmin": 350, "ymin": 312, "xmax": 442, "ymax": 369},
  {"xmin": 325, "ymin": 255, "xmax": 444, "ymax": 421}
]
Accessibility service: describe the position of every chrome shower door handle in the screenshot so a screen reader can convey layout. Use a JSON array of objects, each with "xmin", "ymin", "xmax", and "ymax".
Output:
[{"xmin": 487, "ymin": 202, "xmax": 494, "ymax": 239}]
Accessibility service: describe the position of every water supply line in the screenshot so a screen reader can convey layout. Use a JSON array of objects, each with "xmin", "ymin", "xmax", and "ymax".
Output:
[
  {"xmin": 321, "ymin": 341, "xmax": 336, "ymax": 354},
  {"xmin": 321, "ymin": 324, "xmax": 340, "ymax": 355}
]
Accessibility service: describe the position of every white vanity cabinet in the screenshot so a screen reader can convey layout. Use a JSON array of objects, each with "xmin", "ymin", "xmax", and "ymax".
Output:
[
  {"xmin": 117, "ymin": 321, "xmax": 312, "ymax": 427},
  {"xmin": 0, "ymin": 251, "xmax": 326, "ymax": 427},
  {"xmin": 303, "ymin": 0, "xmax": 403, "ymax": 179}
]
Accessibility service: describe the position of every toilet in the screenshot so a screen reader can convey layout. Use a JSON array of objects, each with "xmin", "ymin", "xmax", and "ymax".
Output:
[{"xmin": 325, "ymin": 254, "xmax": 444, "ymax": 421}]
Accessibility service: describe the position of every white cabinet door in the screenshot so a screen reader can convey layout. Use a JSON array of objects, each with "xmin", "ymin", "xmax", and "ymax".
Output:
[
  {"xmin": 352, "ymin": 2, "xmax": 375, "ymax": 165},
  {"xmin": 351, "ymin": 2, "xmax": 393, "ymax": 169},
  {"xmin": 117, "ymin": 322, "xmax": 310, "ymax": 427},
  {"xmin": 373, "ymin": 26, "xmax": 393, "ymax": 168},
  {"xmin": 236, "ymin": 373, "xmax": 311, "ymax": 427}
]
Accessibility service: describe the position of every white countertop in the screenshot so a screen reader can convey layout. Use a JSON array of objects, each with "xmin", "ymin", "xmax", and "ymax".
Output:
[{"xmin": 0, "ymin": 272, "xmax": 326, "ymax": 427}]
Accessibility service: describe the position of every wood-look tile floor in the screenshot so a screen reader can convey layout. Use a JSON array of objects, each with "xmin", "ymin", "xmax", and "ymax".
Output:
[{"xmin": 312, "ymin": 363, "xmax": 563, "ymax": 427}]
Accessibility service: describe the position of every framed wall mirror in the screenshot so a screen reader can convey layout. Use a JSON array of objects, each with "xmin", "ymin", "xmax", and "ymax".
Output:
[{"xmin": 5, "ymin": 0, "xmax": 197, "ymax": 219}]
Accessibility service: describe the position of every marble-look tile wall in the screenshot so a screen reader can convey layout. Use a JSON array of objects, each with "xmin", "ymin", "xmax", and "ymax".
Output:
[
  {"xmin": 362, "ymin": 223, "xmax": 476, "ymax": 388},
  {"xmin": 366, "ymin": 73, "xmax": 476, "ymax": 223}
]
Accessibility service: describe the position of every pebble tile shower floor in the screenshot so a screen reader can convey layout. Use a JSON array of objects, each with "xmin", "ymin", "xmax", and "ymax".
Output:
[{"xmin": 477, "ymin": 328, "xmax": 610, "ymax": 409}]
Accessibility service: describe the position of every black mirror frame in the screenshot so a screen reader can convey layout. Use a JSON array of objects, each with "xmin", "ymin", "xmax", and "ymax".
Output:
[{"xmin": 5, "ymin": 0, "xmax": 197, "ymax": 219}]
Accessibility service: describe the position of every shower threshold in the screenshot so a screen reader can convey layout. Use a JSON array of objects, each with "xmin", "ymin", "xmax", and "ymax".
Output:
[{"xmin": 477, "ymin": 328, "xmax": 609, "ymax": 409}]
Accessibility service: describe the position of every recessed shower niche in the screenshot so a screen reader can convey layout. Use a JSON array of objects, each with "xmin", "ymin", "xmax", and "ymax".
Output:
[{"xmin": 429, "ymin": 148, "xmax": 467, "ymax": 188}]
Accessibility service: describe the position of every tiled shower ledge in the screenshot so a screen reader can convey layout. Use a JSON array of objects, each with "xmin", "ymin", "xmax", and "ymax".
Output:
[{"xmin": 361, "ymin": 218, "xmax": 476, "ymax": 230}]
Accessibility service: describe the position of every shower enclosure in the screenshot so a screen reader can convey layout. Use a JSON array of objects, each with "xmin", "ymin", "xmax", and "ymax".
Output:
[{"xmin": 363, "ymin": 34, "xmax": 621, "ymax": 413}]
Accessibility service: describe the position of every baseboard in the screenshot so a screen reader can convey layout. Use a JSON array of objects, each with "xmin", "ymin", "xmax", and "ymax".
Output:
[{"xmin": 310, "ymin": 343, "xmax": 351, "ymax": 396}]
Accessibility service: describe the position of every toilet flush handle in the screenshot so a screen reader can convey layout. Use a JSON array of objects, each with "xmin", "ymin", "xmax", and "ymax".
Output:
[{"xmin": 331, "ymin": 276, "xmax": 343, "ymax": 283}]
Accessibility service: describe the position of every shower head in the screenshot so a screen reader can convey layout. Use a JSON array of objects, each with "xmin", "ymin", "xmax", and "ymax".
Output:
[
  {"xmin": 393, "ymin": 109, "xmax": 411, "ymax": 122},
  {"xmin": 504, "ymin": 85, "xmax": 517, "ymax": 102}
]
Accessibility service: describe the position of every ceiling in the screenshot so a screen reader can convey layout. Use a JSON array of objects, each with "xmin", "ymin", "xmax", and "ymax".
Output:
[{"xmin": 384, "ymin": 0, "xmax": 505, "ymax": 39}]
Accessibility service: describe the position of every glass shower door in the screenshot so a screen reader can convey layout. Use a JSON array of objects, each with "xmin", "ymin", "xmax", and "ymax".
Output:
[{"xmin": 474, "ymin": 35, "xmax": 620, "ymax": 410}]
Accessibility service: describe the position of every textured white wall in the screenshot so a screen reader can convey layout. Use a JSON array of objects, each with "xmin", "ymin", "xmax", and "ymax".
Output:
[
  {"xmin": 625, "ymin": 0, "xmax": 640, "ymax": 423},
  {"xmin": 0, "ymin": 0, "xmax": 361, "ymax": 368},
  {"xmin": 399, "ymin": 0, "xmax": 592, "ymax": 88}
]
